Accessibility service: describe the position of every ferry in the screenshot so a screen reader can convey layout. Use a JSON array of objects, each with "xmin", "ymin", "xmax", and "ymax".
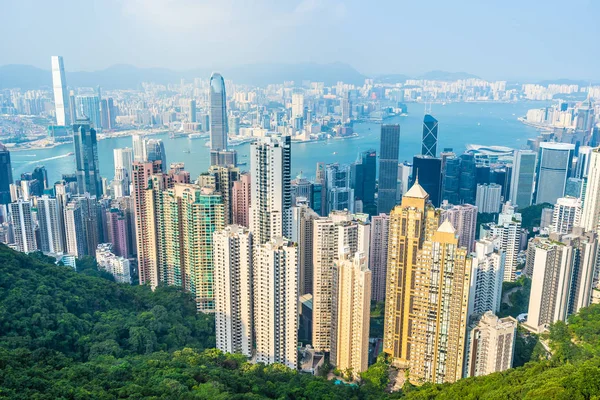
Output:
[{"xmin": 188, "ymin": 133, "xmax": 207, "ymax": 140}]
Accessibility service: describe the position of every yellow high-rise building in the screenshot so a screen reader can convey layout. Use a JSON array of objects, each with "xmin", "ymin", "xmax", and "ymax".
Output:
[{"xmin": 383, "ymin": 180, "xmax": 470, "ymax": 384}]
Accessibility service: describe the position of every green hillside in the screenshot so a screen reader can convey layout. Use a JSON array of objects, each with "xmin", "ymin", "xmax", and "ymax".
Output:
[{"xmin": 0, "ymin": 245, "xmax": 599, "ymax": 399}]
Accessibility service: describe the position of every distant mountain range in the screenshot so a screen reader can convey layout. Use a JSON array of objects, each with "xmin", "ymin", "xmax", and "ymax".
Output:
[
  {"xmin": 1, "ymin": 63, "xmax": 594, "ymax": 90},
  {"xmin": 0, "ymin": 62, "xmax": 367, "ymax": 90}
]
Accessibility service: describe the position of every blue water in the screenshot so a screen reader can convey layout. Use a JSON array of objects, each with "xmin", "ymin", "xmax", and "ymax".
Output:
[{"xmin": 11, "ymin": 102, "xmax": 547, "ymax": 184}]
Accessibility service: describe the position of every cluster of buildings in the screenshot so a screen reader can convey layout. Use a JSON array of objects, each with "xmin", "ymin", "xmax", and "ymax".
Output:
[{"xmin": 1, "ymin": 56, "xmax": 600, "ymax": 387}]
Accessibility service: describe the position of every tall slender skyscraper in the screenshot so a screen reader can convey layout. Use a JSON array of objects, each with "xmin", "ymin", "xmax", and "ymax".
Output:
[
  {"xmin": 383, "ymin": 182, "xmax": 470, "ymax": 384},
  {"xmin": 250, "ymin": 135, "xmax": 292, "ymax": 245},
  {"xmin": 51, "ymin": 56, "xmax": 70, "ymax": 126},
  {"xmin": 213, "ymin": 225, "xmax": 253, "ymax": 357},
  {"xmin": 291, "ymin": 203, "xmax": 319, "ymax": 296},
  {"xmin": 232, "ymin": 173, "xmax": 251, "ymax": 227},
  {"xmin": 312, "ymin": 210, "xmax": 370, "ymax": 352},
  {"xmin": 73, "ymin": 118, "xmax": 101, "ymax": 197},
  {"xmin": 421, "ymin": 114, "xmax": 438, "ymax": 157},
  {"xmin": 533, "ymin": 142, "xmax": 574, "ymax": 205},
  {"xmin": 509, "ymin": 150, "xmax": 537, "ymax": 208},
  {"xmin": 351, "ymin": 149, "xmax": 377, "ymax": 215},
  {"xmin": 253, "ymin": 237, "xmax": 298, "ymax": 369},
  {"xmin": 0, "ymin": 143, "xmax": 13, "ymax": 205},
  {"xmin": 209, "ymin": 73, "xmax": 228, "ymax": 152},
  {"xmin": 369, "ymin": 213, "xmax": 389, "ymax": 302},
  {"xmin": 331, "ymin": 252, "xmax": 371, "ymax": 378},
  {"xmin": 9, "ymin": 200, "xmax": 37, "ymax": 253},
  {"xmin": 37, "ymin": 195, "xmax": 65, "ymax": 254},
  {"xmin": 467, "ymin": 239, "xmax": 505, "ymax": 318},
  {"xmin": 378, "ymin": 124, "xmax": 400, "ymax": 214},
  {"xmin": 132, "ymin": 160, "xmax": 164, "ymax": 287}
]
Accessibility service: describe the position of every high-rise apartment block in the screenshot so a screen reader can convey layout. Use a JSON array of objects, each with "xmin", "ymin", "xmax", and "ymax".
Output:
[
  {"xmin": 331, "ymin": 252, "xmax": 371, "ymax": 378},
  {"xmin": 383, "ymin": 182, "xmax": 470, "ymax": 384},
  {"xmin": 525, "ymin": 230, "xmax": 597, "ymax": 333},
  {"xmin": 464, "ymin": 312, "xmax": 517, "ymax": 378},
  {"xmin": 552, "ymin": 196, "xmax": 582, "ymax": 234},
  {"xmin": 476, "ymin": 183, "xmax": 502, "ymax": 213},
  {"xmin": 581, "ymin": 147, "xmax": 600, "ymax": 232},
  {"xmin": 213, "ymin": 225, "xmax": 253, "ymax": 357},
  {"xmin": 468, "ymin": 239, "xmax": 505, "ymax": 318},
  {"xmin": 9, "ymin": 200, "xmax": 36, "ymax": 253},
  {"xmin": 440, "ymin": 202, "xmax": 478, "ymax": 253},
  {"xmin": 312, "ymin": 210, "xmax": 370, "ymax": 352},
  {"xmin": 250, "ymin": 135, "xmax": 292, "ymax": 245},
  {"xmin": 232, "ymin": 173, "xmax": 251, "ymax": 227},
  {"xmin": 37, "ymin": 195, "xmax": 65, "ymax": 254},
  {"xmin": 253, "ymin": 237, "xmax": 298, "ymax": 369},
  {"xmin": 291, "ymin": 203, "xmax": 319, "ymax": 296},
  {"xmin": 96, "ymin": 243, "xmax": 131, "ymax": 284},
  {"xmin": 369, "ymin": 213, "xmax": 389, "ymax": 302}
]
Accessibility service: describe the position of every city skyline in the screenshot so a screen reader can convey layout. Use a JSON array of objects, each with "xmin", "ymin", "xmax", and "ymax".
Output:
[{"xmin": 1, "ymin": 1, "xmax": 599, "ymax": 81}]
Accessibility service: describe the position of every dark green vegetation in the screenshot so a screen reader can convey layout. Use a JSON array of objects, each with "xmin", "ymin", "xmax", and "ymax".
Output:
[
  {"xmin": 2, "ymin": 245, "xmax": 600, "ymax": 399},
  {"xmin": 498, "ymin": 276, "xmax": 531, "ymax": 319},
  {"xmin": 370, "ymin": 301, "xmax": 385, "ymax": 339}
]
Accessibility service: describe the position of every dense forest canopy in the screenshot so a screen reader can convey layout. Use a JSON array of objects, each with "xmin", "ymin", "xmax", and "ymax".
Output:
[{"xmin": 1, "ymin": 245, "xmax": 600, "ymax": 399}]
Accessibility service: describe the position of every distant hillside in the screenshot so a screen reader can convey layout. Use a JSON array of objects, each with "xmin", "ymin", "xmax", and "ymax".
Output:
[
  {"xmin": 418, "ymin": 70, "xmax": 480, "ymax": 81},
  {"xmin": 0, "ymin": 62, "xmax": 366, "ymax": 90}
]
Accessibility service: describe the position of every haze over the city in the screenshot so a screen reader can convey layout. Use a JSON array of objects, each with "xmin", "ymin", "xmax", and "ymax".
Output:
[{"xmin": 2, "ymin": 0, "xmax": 599, "ymax": 80}]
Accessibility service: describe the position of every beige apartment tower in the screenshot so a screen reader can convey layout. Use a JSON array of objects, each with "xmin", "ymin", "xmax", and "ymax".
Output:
[
  {"xmin": 331, "ymin": 252, "xmax": 371, "ymax": 378},
  {"xmin": 383, "ymin": 181, "xmax": 470, "ymax": 384}
]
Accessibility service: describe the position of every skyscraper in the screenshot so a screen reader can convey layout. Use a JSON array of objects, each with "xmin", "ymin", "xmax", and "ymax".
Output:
[
  {"xmin": 144, "ymin": 139, "xmax": 167, "ymax": 172},
  {"xmin": 383, "ymin": 182, "xmax": 470, "ymax": 384},
  {"xmin": 467, "ymin": 239, "xmax": 505, "ymax": 318},
  {"xmin": 369, "ymin": 213, "xmax": 389, "ymax": 302},
  {"xmin": 291, "ymin": 203, "xmax": 319, "ymax": 296},
  {"xmin": 0, "ymin": 143, "xmax": 13, "ymax": 205},
  {"xmin": 250, "ymin": 135, "xmax": 292, "ymax": 245},
  {"xmin": 132, "ymin": 160, "xmax": 164, "ymax": 287},
  {"xmin": 575, "ymin": 146, "xmax": 592, "ymax": 179},
  {"xmin": 232, "ymin": 173, "xmax": 251, "ymax": 227},
  {"xmin": 509, "ymin": 150, "xmax": 537, "ymax": 208},
  {"xmin": 440, "ymin": 203, "xmax": 478, "ymax": 252},
  {"xmin": 475, "ymin": 183, "xmax": 502, "ymax": 213},
  {"xmin": 9, "ymin": 200, "xmax": 36, "ymax": 253},
  {"xmin": 331, "ymin": 252, "xmax": 371, "ymax": 378},
  {"xmin": 411, "ymin": 155, "xmax": 442, "ymax": 207},
  {"xmin": 464, "ymin": 312, "xmax": 517, "ymax": 378},
  {"xmin": 552, "ymin": 196, "xmax": 582, "ymax": 235},
  {"xmin": 351, "ymin": 149, "xmax": 377, "ymax": 215},
  {"xmin": 421, "ymin": 114, "xmax": 438, "ymax": 157},
  {"xmin": 198, "ymin": 165, "xmax": 240, "ymax": 225},
  {"xmin": 325, "ymin": 163, "xmax": 354, "ymax": 213},
  {"xmin": 378, "ymin": 124, "xmax": 400, "ymax": 214},
  {"xmin": 76, "ymin": 95, "xmax": 102, "ymax": 131},
  {"xmin": 533, "ymin": 142, "xmax": 575, "ymax": 205},
  {"xmin": 312, "ymin": 210, "xmax": 370, "ymax": 353},
  {"xmin": 581, "ymin": 148, "xmax": 600, "ymax": 232},
  {"xmin": 73, "ymin": 118, "xmax": 101, "ymax": 197},
  {"xmin": 482, "ymin": 202, "xmax": 521, "ymax": 282},
  {"xmin": 64, "ymin": 202, "xmax": 87, "ymax": 258},
  {"xmin": 253, "ymin": 237, "xmax": 298, "ymax": 369},
  {"xmin": 209, "ymin": 72, "xmax": 228, "ymax": 154},
  {"xmin": 525, "ymin": 230, "xmax": 598, "ymax": 333},
  {"xmin": 37, "ymin": 195, "xmax": 65, "ymax": 254},
  {"xmin": 213, "ymin": 225, "xmax": 253, "ymax": 357},
  {"xmin": 51, "ymin": 56, "xmax": 70, "ymax": 126},
  {"xmin": 113, "ymin": 148, "xmax": 133, "ymax": 198},
  {"xmin": 132, "ymin": 135, "xmax": 146, "ymax": 162}
]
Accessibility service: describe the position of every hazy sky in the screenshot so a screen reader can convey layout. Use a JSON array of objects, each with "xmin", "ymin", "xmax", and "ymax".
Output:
[{"xmin": 2, "ymin": 0, "xmax": 599, "ymax": 80}]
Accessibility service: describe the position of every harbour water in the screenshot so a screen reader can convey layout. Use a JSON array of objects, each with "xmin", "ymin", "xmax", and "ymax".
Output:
[{"xmin": 11, "ymin": 101, "xmax": 548, "ymax": 184}]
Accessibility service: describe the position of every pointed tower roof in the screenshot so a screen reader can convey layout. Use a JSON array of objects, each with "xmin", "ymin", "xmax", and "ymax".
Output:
[
  {"xmin": 404, "ymin": 180, "xmax": 428, "ymax": 199},
  {"xmin": 437, "ymin": 220, "xmax": 456, "ymax": 234}
]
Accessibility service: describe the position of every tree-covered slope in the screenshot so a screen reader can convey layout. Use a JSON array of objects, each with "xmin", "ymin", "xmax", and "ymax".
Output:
[{"xmin": 1, "ymin": 245, "xmax": 600, "ymax": 399}]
